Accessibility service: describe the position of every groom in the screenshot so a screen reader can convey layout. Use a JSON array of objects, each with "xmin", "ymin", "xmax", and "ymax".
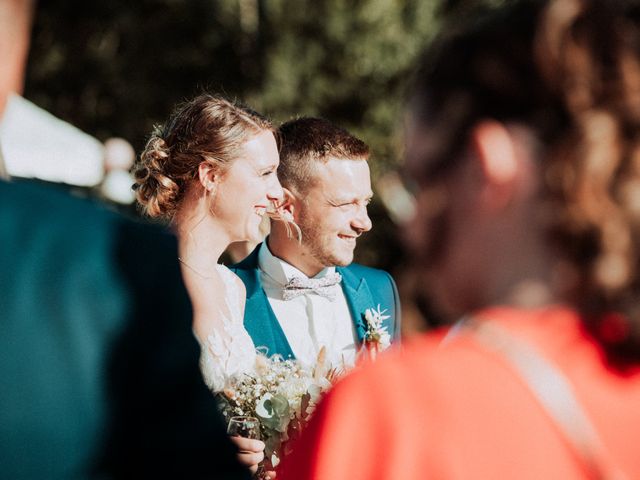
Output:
[{"xmin": 232, "ymin": 117, "xmax": 400, "ymax": 368}]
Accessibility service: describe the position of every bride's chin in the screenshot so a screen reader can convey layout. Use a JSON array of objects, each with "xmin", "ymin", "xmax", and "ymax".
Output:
[
  {"xmin": 241, "ymin": 227, "xmax": 262, "ymax": 244},
  {"xmin": 248, "ymin": 230, "xmax": 263, "ymax": 244}
]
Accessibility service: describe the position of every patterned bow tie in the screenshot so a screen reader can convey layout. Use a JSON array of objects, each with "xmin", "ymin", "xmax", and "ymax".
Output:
[{"xmin": 282, "ymin": 272, "xmax": 343, "ymax": 301}]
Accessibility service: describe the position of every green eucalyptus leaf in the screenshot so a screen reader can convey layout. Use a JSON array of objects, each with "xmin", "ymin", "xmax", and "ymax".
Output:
[{"xmin": 270, "ymin": 395, "xmax": 290, "ymax": 416}]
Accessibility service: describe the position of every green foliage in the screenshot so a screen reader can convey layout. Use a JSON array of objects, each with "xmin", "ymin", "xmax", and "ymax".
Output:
[
  {"xmin": 255, "ymin": 0, "xmax": 437, "ymax": 174},
  {"xmin": 25, "ymin": 0, "xmax": 441, "ymax": 267},
  {"xmin": 256, "ymin": 394, "xmax": 290, "ymax": 432},
  {"xmin": 26, "ymin": 0, "xmax": 256, "ymax": 146}
]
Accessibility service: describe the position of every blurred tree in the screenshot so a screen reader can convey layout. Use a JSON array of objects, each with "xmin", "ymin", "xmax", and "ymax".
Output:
[
  {"xmin": 25, "ymin": 0, "xmax": 258, "ymax": 147},
  {"xmin": 255, "ymin": 0, "xmax": 436, "ymax": 175},
  {"xmin": 24, "ymin": 0, "xmax": 439, "ymax": 269},
  {"xmin": 254, "ymin": 0, "xmax": 437, "ymax": 270}
]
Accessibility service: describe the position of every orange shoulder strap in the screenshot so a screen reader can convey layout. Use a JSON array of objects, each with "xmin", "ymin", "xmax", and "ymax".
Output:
[{"xmin": 465, "ymin": 320, "xmax": 628, "ymax": 480}]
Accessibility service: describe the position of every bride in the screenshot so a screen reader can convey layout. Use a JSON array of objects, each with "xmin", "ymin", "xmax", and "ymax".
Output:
[{"xmin": 132, "ymin": 94, "xmax": 282, "ymax": 474}]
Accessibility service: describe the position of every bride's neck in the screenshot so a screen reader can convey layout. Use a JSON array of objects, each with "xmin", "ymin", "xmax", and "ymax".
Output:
[{"xmin": 174, "ymin": 197, "xmax": 230, "ymax": 269}]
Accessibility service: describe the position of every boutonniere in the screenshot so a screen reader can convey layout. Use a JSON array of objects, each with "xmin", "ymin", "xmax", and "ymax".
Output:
[{"xmin": 360, "ymin": 305, "xmax": 391, "ymax": 361}]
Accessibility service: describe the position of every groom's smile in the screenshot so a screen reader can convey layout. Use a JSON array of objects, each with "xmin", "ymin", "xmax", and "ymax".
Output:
[
  {"xmin": 294, "ymin": 156, "xmax": 373, "ymax": 273},
  {"xmin": 338, "ymin": 234, "xmax": 357, "ymax": 247}
]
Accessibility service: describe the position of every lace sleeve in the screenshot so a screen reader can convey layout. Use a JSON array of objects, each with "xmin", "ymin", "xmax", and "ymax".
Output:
[{"xmin": 197, "ymin": 266, "xmax": 256, "ymax": 392}]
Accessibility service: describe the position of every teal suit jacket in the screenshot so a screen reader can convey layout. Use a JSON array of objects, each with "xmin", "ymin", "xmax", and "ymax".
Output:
[
  {"xmin": 0, "ymin": 180, "xmax": 249, "ymax": 480},
  {"xmin": 231, "ymin": 242, "xmax": 401, "ymax": 359}
]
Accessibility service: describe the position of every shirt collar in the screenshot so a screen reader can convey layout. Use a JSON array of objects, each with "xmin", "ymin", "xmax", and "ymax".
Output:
[{"xmin": 258, "ymin": 239, "xmax": 336, "ymax": 285}]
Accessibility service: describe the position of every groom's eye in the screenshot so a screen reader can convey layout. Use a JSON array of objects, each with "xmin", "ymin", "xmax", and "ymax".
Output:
[{"xmin": 334, "ymin": 202, "xmax": 353, "ymax": 209}]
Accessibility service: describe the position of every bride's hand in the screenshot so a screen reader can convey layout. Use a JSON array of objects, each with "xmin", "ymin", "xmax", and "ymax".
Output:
[{"xmin": 230, "ymin": 436, "xmax": 265, "ymax": 474}]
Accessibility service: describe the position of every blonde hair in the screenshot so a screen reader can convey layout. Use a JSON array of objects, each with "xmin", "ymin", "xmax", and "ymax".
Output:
[{"xmin": 133, "ymin": 94, "xmax": 273, "ymax": 219}]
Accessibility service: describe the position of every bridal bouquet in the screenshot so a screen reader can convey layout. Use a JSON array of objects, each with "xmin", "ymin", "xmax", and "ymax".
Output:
[{"xmin": 216, "ymin": 349, "xmax": 340, "ymax": 471}]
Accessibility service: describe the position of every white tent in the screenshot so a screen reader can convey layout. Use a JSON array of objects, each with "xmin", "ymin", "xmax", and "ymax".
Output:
[{"xmin": 0, "ymin": 93, "xmax": 104, "ymax": 186}]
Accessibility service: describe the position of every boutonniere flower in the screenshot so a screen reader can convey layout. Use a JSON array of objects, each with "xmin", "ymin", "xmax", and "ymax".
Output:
[{"xmin": 360, "ymin": 305, "xmax": 391, "ymax": 361}]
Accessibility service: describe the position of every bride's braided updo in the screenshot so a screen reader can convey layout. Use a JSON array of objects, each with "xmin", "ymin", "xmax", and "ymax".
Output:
[{"xmin": 133, "ymin": 94, "xmax": 273, "ymax": 219}]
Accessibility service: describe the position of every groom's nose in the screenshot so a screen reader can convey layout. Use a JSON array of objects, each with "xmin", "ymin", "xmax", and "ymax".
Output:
[{"xmin": 351, "ymin": 204, "xmax": 372, "ymax": 233}]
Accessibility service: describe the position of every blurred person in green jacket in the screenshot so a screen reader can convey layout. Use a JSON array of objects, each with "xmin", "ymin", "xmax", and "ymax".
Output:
[{"xmin": 0, "ymin": 173, "xmax": 250, "ymax": 480}]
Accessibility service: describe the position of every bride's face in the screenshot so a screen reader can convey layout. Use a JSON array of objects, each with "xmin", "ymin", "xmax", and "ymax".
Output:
[{"xmin": 214, "ymin": 129, "xmax": 283, "ymax": 242}]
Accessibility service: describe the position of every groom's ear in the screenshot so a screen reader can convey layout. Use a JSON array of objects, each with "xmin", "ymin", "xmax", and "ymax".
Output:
[{"xmin": 278, "ymin": 187, "xmax": 298, "ymax": 217}]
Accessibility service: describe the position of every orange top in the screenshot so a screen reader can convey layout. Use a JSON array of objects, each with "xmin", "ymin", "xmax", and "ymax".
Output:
[{"xmin": 280, "ymin": 306, "xmax": 640, "ymax": 480}]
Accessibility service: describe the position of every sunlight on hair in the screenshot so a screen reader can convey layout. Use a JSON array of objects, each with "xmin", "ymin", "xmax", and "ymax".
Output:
[{"xmin": 267, "ymin": 200, "xmax": 302, "ymax": 243}]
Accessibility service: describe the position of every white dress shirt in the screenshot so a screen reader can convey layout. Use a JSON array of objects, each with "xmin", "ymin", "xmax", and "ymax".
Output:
[{"xmin": 258, "ymin": 242, "xmax": 357, "ymax": 370}]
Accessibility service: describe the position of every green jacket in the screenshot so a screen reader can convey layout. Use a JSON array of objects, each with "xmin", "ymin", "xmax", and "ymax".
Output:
[
  {"xmin": 0, "ymin": 180, "xmax": 249, "ymax": 480},
  {"xmin": 231, "ymin": 242, "xmax": 401, "ymax": 359}
]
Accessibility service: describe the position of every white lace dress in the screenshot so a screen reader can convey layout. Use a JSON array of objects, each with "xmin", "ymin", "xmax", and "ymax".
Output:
[{"xmin": 197, "ymin": 265, "xmax": 256, "ymax": 392}]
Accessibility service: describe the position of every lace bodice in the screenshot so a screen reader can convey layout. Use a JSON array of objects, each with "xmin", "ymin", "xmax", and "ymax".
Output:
[{"xmin": 197, "ymin": 265, "xmax": 256, "ymax": 392}]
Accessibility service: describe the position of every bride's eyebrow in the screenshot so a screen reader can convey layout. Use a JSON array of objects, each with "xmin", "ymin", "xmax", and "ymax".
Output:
[{"xmin": 255, "ymin": 162, "xmax": 277, "ymax": 172}]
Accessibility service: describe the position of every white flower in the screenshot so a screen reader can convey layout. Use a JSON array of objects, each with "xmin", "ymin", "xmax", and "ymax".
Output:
[
  {"xmin": 364, "ymin": 305, "xmax": 390, "ymax": 327},
  {"xmin": 379, "ymin": 330, "xmax": 391, "ymax": 349},
  {"xmin": 216, "ymin": 351, "xmax": 344, "ymax": 472},
  {"xmin": 254, "ymin": 353, "xmax": 272, "ymax": 376},
  {"xmin": 363, "ymin": 305, "xmax": 392, "ymax": 351},
  {"xmin": 364, "ymin": 309, "xmax": 378, "ymax": 327},
  {"xmin": 275, "ymin": 376, "xmax": 311, "ymax": 417},
  {"xmin": 256, "ymin": 393, "xmax": 274, "ymax": 418}
]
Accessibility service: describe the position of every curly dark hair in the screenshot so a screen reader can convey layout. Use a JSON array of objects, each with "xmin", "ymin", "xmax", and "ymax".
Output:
[{"xmin": 408, "ymin": 0, "xmax": 640, "ymax": 362}]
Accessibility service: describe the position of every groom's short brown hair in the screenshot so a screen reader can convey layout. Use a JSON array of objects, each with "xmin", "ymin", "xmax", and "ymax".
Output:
[{"xmin": 277, "ymin": 117, "xmax": 369, "ymax": 194}]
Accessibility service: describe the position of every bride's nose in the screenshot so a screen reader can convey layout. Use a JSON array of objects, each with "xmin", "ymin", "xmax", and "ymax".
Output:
[{"xmin": 266, "ymin": 178, "xmax": 284, "ymax": 203}]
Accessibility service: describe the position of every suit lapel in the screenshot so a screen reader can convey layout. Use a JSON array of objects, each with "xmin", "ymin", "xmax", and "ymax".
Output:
[
  {"xmin": 338, "ymin": 266, "xmax": 374, "ymax": 345},
  {"xmin": 233, "ymin": 245, "xmax": 295, "ymax": 359}
]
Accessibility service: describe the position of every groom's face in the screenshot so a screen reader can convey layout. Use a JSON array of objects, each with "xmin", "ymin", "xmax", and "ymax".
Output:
[{"xmin": 295, "ymin": 157, "xmax": 373, "ymax": 271}]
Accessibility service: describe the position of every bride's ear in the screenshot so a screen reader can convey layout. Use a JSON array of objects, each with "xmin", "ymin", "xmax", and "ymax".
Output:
[{"xmin": 198, "ymin": 163, "xmax": 220, "ymax": 192}]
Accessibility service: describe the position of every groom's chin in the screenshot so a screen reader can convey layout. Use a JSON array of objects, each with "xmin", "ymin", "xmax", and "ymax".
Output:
[{"xmin": 331, "ymin": 250, "xmax": 354, "ymax": 267}]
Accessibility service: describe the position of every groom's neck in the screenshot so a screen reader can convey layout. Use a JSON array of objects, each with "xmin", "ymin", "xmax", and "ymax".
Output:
[{"xmin": 267, "ymin": 227, "xmax": 324, "ymax": 278}]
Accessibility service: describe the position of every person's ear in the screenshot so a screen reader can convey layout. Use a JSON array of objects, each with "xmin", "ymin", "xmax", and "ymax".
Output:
[
  {"xmin": 277, "ymin": 187, "xmax": 299, "ymax": 220},
  {"xmin": 198, "ymin": 163, "xmax": 219, "ymax": 193},
  {"xmin": 470, "ymin": 120, "xmax": 520, "ymax": 210}
]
